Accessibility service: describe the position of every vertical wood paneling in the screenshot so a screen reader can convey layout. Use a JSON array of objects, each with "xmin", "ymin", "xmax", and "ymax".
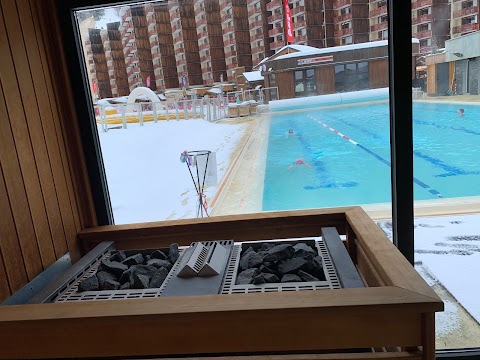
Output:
[
  {"xmin": 276, "ymin": 71, "xmax": 295, "ymax": 99},
  {"xmin": 0, "ymin": 0, "xmax": 56, "ymax": 268},
  {"xmin": 368, "ymin": 59, "xmax": 389, "ymax": 89},
  {"xmin": 0, "ymin": 0, "xmax": 97, "ymax": 302},
  {"xmin": 426, "ymin": 64, "xmax": 436, "ymax": 95},
  {"xmin": 0, "ymin": 13, "xmax": 43, "ymax": 282},
  {"xmin": 0, "ymin": 163, "xmax": 28, "ymax": 293},
  {"xmin": 316, "ymin": 66, "xmax": 335, "ymax": 95}
]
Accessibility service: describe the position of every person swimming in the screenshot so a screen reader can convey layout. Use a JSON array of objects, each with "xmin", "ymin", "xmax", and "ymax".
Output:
[
  {"xmin": 288, "ymin": 159, "xmax": 311, "ymax": 170},
  {"xmin": 458, "ymin": 108, "xmax": 464, "ymax": 116}
]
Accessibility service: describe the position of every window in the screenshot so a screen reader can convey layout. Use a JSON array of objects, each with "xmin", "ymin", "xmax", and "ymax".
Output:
[
  {"xmin": 294, "ymin": 69, "xmax": 317, "ymax": 97},
  {"xmin": 341, "ymin": 36, "xmax": 352, "ymax": 44},
  {"xmin": 340, "ymin": 7, "xmax": 350, "ymax": 15},
  {"xmin": 334, "ymin": 62, "xmax": 369, "ymax": 92},
  {"xmin": 418, "ymin": 23, "xmax": 429, "ymax": 32}
]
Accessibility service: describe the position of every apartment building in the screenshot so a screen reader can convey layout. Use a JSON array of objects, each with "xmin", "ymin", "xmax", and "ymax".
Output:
[
  {"xmin": 194, "ymin": 0, "xmax": 227, "ymax": 84},
  {"xmin": 88, "ymin": 28, "xmax": 113, "ymax": 99},
  {"xmin": 369, "ymin": 0, "xmax": 388, "ymax": 42},
  {"xmin": 101, "ymin": 23, "xmax": 130, "ymax": 97},
  {"xmin": 451, "ymin": 0, "xmax": 479, "ymax": 39},
  {"xmin": 411, "ymin": 0, "xmax": 450, "ymax": 54},
  {"xmin": 333, "ymin": 0, "xmax": 369, "ymax": 46},
  {"xmin": 220, "ymin": 0, "xmax": 253, "ymax": 81},
  {"xmin": 248, "ymin": 0, "xmax": 274, "ymax": 67}
]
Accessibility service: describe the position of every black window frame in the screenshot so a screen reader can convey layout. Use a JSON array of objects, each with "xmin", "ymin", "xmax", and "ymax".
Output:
[
  {"xmin": 54, "ymin": 1, "xmax": 480, "ymax": 356},
  {"xmin": 294, "ymin": 68, "xmax": 317, "ymax": 97}
]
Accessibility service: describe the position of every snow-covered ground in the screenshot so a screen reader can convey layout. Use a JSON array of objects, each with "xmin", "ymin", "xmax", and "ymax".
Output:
[
  {"xmin": 97, "ymin": 119, "xmax": 247, "ymax": 224},
  {"xmin": 379, "ymin": 214, "xmax": 480, "ymax": 331}
]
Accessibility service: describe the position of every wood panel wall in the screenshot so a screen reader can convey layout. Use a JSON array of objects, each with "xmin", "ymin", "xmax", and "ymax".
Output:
[
  {"xmin": 368, "ymin": 59, "xmax": 389, "ymax": 89},
  {"xmin": 316, "ymin": 66, "xmax": 335, "ymax": 95},
  {"xmin": 276, "ymin": 72, "xmax": 295, "ymax": 99},
  {"xmin": 426, "ymin": 64, "xmax": 437, "ymax": 95},
  {"xmin": 0, "ymin": 0, "xmax": 96, "ymax": 302}
]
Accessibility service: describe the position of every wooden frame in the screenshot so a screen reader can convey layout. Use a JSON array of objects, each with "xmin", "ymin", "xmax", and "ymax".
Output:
[{"xmin": 0, "ymin": 207, "xmax": 443, "ymax": 359}]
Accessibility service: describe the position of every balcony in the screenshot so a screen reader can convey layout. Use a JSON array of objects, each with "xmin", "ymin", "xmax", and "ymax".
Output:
[
  {"xmin": 266, "ymin": 0, "xmax": 282, "ymax": 12},
  {"xmin": 412, "ymin": 0, "xmax": 432, "ymax": 8},
  {"xmin": 334, "ymin": 13, "xmax": 352, "ymax": 22},
  {"xmin": 251, "ymin": 45, "xmax": 264, "ymax": 54},
  {"xmin": 452, "ymin": 22, "xmax": 479, "ymax": 33},
  {"xmin": 252, "ymin": 32, "xmax": 264, "ymax": 41},
  {"xmin": 172, "ymin": 22, "xmax": 182, "ymax": 33},
  {"xmin": 149, "ymin": 28, "xmax": 158, "ymax": 38},
  {"xmin": 174, "ymin": 46, "xmax": 185, "ymax": 56},
  {"xmin": 198, "ymin": 30, "xmax": 209, "ymax": 40},
  {"xmin": 225, "ymin": 50, "xmax": 237, "ymax": 58},
  {"xmin": 370, "ymin": 22, "xmax": 388, "ymax": 32},
  {"xmin": 251, "ymin": 19, "xmax": 264, "ymax": 29},
  {"xmin": 197, "ymin": 18, "xmax": 207, "ymax": 27},
  {"xmin": 292, "ymin": 6, "xmax": 305, "ymax": 16},
  {"xmin": 268, "ymin": 13, "xmax": 284, "ymax": 23},
  {"xmin": 269, "ymin": 26, "xmax": 284, "ymax": 37},
  {"xmin": 224, "ymin": 37, "xmax": 236, "ymax": 46},
  {"xmin": 202, "ymin": 66, "xmax": 213, "ymax": 73},
  {"xmin": 223, "ymin": 25, "xmax": 235, "ymax": 35},
  {"xmin": 270, "ymin": 40, "xmax": 285, "ymax": 50},
  {"xmin": 248, "ymin": 6, "xmax": 262, "ymax": 17},
  {"xmin": 199, "ymin": 42, "xmax": 210, "ymax": 52},
  {"xmin": 195, "ymin": 6, "xmax": 205, "ymax": 17},
  {"xmin": 200, "ymin": 55, "xmax": 211, "ymax": 63},
  {"xmin": 220, "ymin": 0, "xmax": 232, "ymax": 12},
  {"xmin": 369, "ymin": 5, "xmax": 387, "ymax": 18},
  {"xmin": 296, "ymin": 34, "xmax": 308, "ymax": 43},
  {"xmin": 333, "ymin": 0, "xmax": 351, "ymax": 9},
  {"xmin": 453, "ymin": 6, "xmax": 479, "ymax": 18},
  {"xmin": 414, "ymin": 29, "xmax": 432, "ymax": 39},
  {"xmin": 420, "ymin": 46, "xmax": 433, "ymax": 54},
  {"xmin": 295, "ymin": 20, "xmax": 306, "ymax": 29},
  {"xmin": 173, "ymin": 34, "xmax": 183, "ymax": 45},
  {"xmin": 412, "ymin": 14, "xmax": 432, "ymax": 24},
  {"xmin": 177, "ymin": 58, "xmax": 187, "ymax": 66},
  {"xmin": 334, "ymin": 27, "xmax": 353, "ymax": 37}
]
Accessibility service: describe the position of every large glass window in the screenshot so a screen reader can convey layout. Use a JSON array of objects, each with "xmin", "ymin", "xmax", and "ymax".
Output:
[
  {"xmin": 294, "ymin": 69, "xmax": 317, "ymax": 97},
  {"xmin": 334, "ymin": 62, "xmax": 369, "ymax": 92}
]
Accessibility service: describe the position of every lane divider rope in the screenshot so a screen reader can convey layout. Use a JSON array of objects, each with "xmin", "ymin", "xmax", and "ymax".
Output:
[{"xmin": 307, "ymin": 115, "xmax": 443, "ymax": 198}]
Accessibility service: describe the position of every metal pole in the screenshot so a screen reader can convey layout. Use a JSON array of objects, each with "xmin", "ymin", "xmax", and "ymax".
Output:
[
  {"xmin": 101, "ymin": 106, "xmax": 107, "ymax": 132},
  {"xmin": 184, "ymin": 99, "xmax": 188, "ymax": 120},
  {"xmin": 138, "ymin": 103, "xmax": 144, "ymax": 126},
  {"xmin": 152, "ymin": 102, "xmax": 157, "ymax": 123},
  {"xmin": 175, "ymin": 101, "xmax": 179, "ymax": 121},
  {"xmin": 388, "ymin": 0, "xmax": 414, "ymax": 265},
  {"xmin": 165, "ymin": 101, "xmax": 169, "ymax": 121},
  {"xmin": 121, "ymin": 104, "xmax": 127, "ymax": 129}
]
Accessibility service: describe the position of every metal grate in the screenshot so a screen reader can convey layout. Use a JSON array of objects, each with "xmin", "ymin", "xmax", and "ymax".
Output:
[
  {"xmin": 55, "ymin": 249, "xmax": 184, "ymax": 303},
  {"xmin": 221, "ymin": 238, "xmax": 341, "ymax": 294}
]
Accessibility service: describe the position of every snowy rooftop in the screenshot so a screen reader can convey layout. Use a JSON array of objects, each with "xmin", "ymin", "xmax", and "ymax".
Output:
[
  {"xmin": 274, "ymin": 39, "xmax": 420, "ymax": 61},
  {"xmin": 257, "ymin": 44, "xmax": 319, "ymax": 67},
  {"xmin": 242, "ymin": 71, "xmax": 264, "ymax": 83}
]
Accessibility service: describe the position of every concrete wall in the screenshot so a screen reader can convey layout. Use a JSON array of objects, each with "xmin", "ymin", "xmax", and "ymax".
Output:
[
  {"xmin": 445, "ymin": 32, "xmax": 480, "ymax": 62},
  {"xmin": 455, "ymin": 59, "xmax": 468, "ymax": 95},
  {"xmin": 469, "ymin": 57, "xmax": 480, "ymax": 96}
]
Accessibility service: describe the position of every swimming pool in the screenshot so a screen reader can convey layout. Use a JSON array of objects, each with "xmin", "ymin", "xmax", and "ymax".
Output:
[{"xmin": 263, "ymin": 101, "xmax": 480, "ymax": 211}]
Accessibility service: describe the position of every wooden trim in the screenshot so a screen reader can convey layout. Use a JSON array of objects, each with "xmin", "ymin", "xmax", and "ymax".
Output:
[
  {"xmin": 0, "ymin": 287, "xmax": 435, "ymax": 359},
  {"xmin": 139, "ymin": 353, "xmax": 423, "ymax": 360},
  {"xmin": 345, "ymin": 207, "xmax": 442, "ymax": 303},
  {"xmin": 422, "ymin": 313, "xmax": 435, "ymax": 360},
  {"xmin": 79, "ymin": 208, "xmax": 352, "ymax": 252}
]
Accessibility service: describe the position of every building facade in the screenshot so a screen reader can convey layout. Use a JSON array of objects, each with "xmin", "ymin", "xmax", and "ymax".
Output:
[
  {"xmin": 411, "ymin": 0, "xmax": 450, "ymax": 54},
  {"xmin": 333, "ymin": 0, "xmax": 369, "ymax": 46},
  {"xmin": 451, "ymin": 0, "xmax": 479, "ymax": 39}
]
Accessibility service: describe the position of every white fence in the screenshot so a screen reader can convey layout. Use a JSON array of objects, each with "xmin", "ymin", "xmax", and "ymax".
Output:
[
  {"xmin": 95, "ymin": 96, "xmax": 227, "ymax": 132},
  {"xmin": 226, "ymin": 87, "xmax": 279, "ymax": 105}
]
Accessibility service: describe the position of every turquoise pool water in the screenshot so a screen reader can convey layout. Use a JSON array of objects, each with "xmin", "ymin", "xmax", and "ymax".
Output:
[{"xmin": 263, "ymin": 101, "xmax": 480, "ymax": 211}]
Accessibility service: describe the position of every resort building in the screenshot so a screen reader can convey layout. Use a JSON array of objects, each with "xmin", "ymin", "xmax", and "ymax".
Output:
[
  {"xmin": 450, "ymin": 0, "xmax": 479, "ymax": 39},
  {"xmin": 100, "ymin": 22, "xmax": 130, "ymax": 97},
  {"xmin": 248, "ymin": 0, "xmax": 274, "ymax": 67},
  {"xmin": 263, "ymin": 40, "xmax": 420, "ymax": 99},
  {"xmin": 411, "ymin": 0, "xmax": 450, "ymax": 54},
  {"xmin": 333, "ymin": 0, "xmax": 369, "ymax": 46},
  {"xmin": 368, "ymin": 0, "xmax": 388, "ymax": 42},
  {"xmin": 88, "ymin": 28, "xmax": 113, "ymax": 99}
]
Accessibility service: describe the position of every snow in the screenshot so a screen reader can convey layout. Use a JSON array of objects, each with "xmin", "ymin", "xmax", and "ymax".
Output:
[
  {"xmin": 242, "ymin": 71, "xmax": 264, "ymax": 83},
  {"xmin": 275, "ymin": 38, "xmax": 420, "ymax": 61},
  {"xmin": 98, "ymin": 119, "xmax": 247, "ymax": 224},
  {"xmin": 379, "ymin": 213, "xmax": 480, "ymax": 324}
]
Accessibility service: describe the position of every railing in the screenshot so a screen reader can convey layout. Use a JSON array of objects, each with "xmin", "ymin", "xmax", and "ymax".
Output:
[
  {"xmin": 220, "ymin": 0, "xmax": 232, "ymax": 12},
  {"xmin": 412, "ymin": 0, "xmax": 432, "ymax": 8},
  {"xmin": 224, "ymin": 37, "xmax": 236, "ymax": 46},
  {"xmin": 452, "ymin": 22, "xmax": 478, "ymax": 33},
  {"xmin": 197, "ymin": 18, "xmax": 207, "ymax": 27},
  {"xmin": 251, "ymin": 20, "xmax": 264, "ymax": 29},
  {"xmin": 369, "ymin": 5, "xmax": 387, "ymax": 18},
  {"xmin": 370, "ymin": 22, "xmax": 388, "ymax": 32},
  {"xmin": 199, "ymin": 42, "xmax": 210, "ymax": 52},
  {"xmin": 225, "ymin": 50, "xmax": 238, "ymax": 58},
  {"xmin": 95, "ymin": 97, "xmax": 228, "ymax": 132},
  {"xmin": 412, "ymin": 14, "xmax": 432, "ymax": 24},
  {"xmin": 414, "ymin": 29, "xmax": 432, "ymax": 39},
  {"xmin": 295, "ymin": 20, "xmax": 307, "ymax": 29},
  {"xmin": 292, "ymin": 6, "xmax": 305, "ymax": 16},
  {"xmin": 248, "ymin": 6, "xmax": 262, "ymax": 17},
  {"xmin": 198, "ymin": 30, "xmax": 209, "ymax": 40},
  {"xmin": 453, "ymin": 6, "xmax": 479, "ymax": 18},
  {"xmin": 334, "ymin": 27, "xmax": 353, "ymax": 37},
  {"xmin": 252, "ymin": 32, "xmax": 264, "ymax": 41},
  {"xmin": 335, "ymin": 13, "xmax": 353, "ymax": 22},
  {"xmin": 223, "ymin": 25, "xmax": 235, "ymax": 35},
  {"xmin": 270, "ymin": 40, "xmax": 285, "ymax": 50},
  {"xmin": 251, "ymin": 45, "xmax": 264, "ymax": 54},
  {"xmin": 194, "ymin": 6, "xmax": 205, "ymax": 17},
  {"xmin": 266, "ymin": 0, "xmax": 282, "ymax": 12},
  {"xmin": 296, "ymin": 34, "xmax": 308, "ymax": 42},
  {"xmin": 333, "ymin": 0, "xmax": 351, "ymax": 9},
  {"xmin": 269, "ymin": 26, "xmax": 284, "ymax": 37},
  {"xmin": 268, "ymin": 13, "xmax": 284, "ymax": 23}
]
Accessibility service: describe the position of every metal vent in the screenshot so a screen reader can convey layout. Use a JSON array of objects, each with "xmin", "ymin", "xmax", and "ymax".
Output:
[{"xmin": 221, "ymin": 238, "xmax": 341, "ymax": 294}]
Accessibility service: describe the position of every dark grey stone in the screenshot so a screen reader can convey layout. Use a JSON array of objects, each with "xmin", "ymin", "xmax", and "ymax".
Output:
[
  {"xmin": 253, "ymin": 272, "xmax": 279, "ymax": 284},
  {"xmin": 96, "ymin": 271, "xmax": 118, "ymax": 289},
  {"xmin": 303, "ymin": 256, "xmax": 325, "ymax": 280},
  {"xmin": 242, "ymin": 246, "xmax": 255, "ymax": 257},
  {"xmin": 150, "ymin": 250, "xmax": 168, "ymax": 260},
  {"xmin": 120, "ymin": 265, "xmax": 157, "ymax": 285},
  {"xmin": 132, "ymin": 273, "xmax": 150, "ymax": 289},
  {"xmin": 122, "ymin": 253, "xmax": 144, "ymax": 267},
  {"xmin": 298, "ymin": 270, "xmax": 320, "ymax": 282},
  {"xmin": 99, "ymin": 260, "xmax": 128, "ymax": 276},
  {"xmin": 259, "ymin": 243, "xmax": 275, "ymax": 252},
  {"xmin": 150, "ymin": 267, "xmax": 169, "ymax": 288},
  {"xmin": 110, "ymin": 250, "xmax": 126, "ymax": 262},
  {"xmin": 281, "ymin": 274, "xmax": 302, "ymax": 283},
  {"xmin": 258, "ymin": 264, "xmax": 277, "ymax": 275},
  {"xmin": 102, "ymin": 279, "xmax": 120, "ymax": 290},
  {"xmin": 78, "ymin": 275, "xmax": 99, "ymax": 292},
  {"xmin": 119, "ymin": 282, "xmax": 130, "ymax": 290},
  {"xmin": 239, "ymin": 251, "xmax": 263, "ymax": 271},
  {"xmin": 277, "ymin": 258, "xmax": 307, "ymax": 276},
  {"xmin": 169, "ymin": 243, "xmax": 180, "ymax": 264},
  {"xmin": 292, "ymin": 243, "xmax": 316, "ymax": 260},
  {"xmin": 236, "ymin": 268, "xmax": 260, "ymax": 285},
  {"xmin": 146, "ymin": 258, "xmax": 173, "ymax": 270},
  {"xmin": 263, "ymin": 244, "xmax": 294, "ymax": 262}
]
